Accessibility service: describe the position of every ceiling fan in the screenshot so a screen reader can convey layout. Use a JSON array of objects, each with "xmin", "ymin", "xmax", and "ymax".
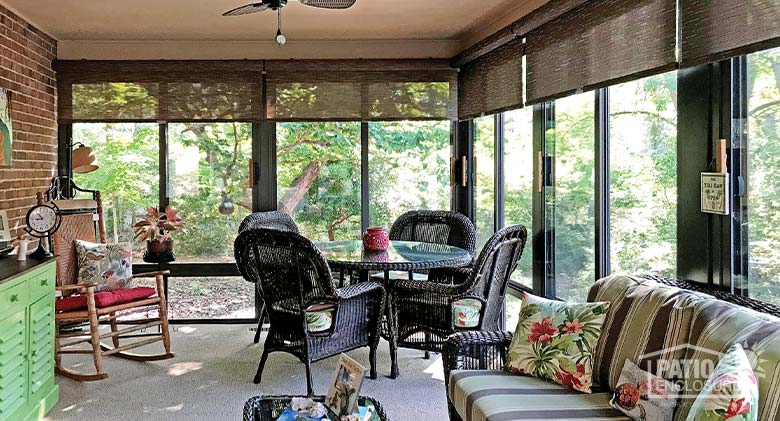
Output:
[{"xmin": 223, "ymin": 0, "xmax": 357, "ymax": 46}]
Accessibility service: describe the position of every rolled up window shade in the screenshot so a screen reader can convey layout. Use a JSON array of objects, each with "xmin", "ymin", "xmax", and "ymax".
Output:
[
  {"xmin": 525, "ymin": 0, "xmax": 677, "ymax": 105},
  {"xmin": 265, "ymin": 60, "xmax": 457, "ymax": 121},
  {"xmin": 56, "ymin": 61, "xmax": 264, "ymax": 122},
  {"xmin": 681, "ymin": 0, "xmax": 780, "ymax": 67},
  {"xmin": 458, "ymin": 37, "xmax": 524, "ymax": 120}
]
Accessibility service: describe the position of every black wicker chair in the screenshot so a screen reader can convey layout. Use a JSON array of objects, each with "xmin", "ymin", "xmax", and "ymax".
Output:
[
  {"xmin": 238, "ymin": 211, "xmax": 301, "ymax": 343},
  {"xmin": 235, "ymin": 228, "xmax": 386, "ymax": 395},
  {"xmin": 387, "ymin": 224, "xmax": 527, "ymax": 372}
]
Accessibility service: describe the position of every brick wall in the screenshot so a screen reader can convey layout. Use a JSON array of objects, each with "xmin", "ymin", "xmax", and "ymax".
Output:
[{"xmin": 0, "ymin": 4, "xmax": 57, "ymax": 240}]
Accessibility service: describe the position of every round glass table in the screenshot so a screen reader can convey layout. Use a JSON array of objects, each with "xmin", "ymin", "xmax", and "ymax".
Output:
[{"xmin": 315, "ymin": 240, "xmax": 472, "ymax": 272}]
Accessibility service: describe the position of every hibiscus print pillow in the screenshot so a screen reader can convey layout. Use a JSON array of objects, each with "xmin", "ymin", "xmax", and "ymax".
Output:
[
  {"xmin": 610, "ymin": 359, "xmax": 680, "ymax": 420},
  {"xmin": 686, "ymin": 344, "xmax": 758, "ymax": 421},
  {"xmin": 505, "ymin": 292, "xmax": 609, "ymax": 393},
  {"xmin": 76, "ymin": 240, "xmax": 133, "ymax": 292}
]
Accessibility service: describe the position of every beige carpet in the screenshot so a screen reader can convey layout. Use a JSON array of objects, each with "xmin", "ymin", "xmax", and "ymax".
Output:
[{"xmin": 47, "ymin": 324, "xmax": 449, "ymax": 420}]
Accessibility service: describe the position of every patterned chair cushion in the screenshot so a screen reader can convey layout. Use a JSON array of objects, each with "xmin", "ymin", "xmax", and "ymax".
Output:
[
  {"xmin": 588, "ymin": 274, "xmax": 708, "ymax": 390},
  {"xmin": 675, "ymin": 299, "xmax": 780, "ymax": 421},
  {"xmin": 75, "ymin": 240, "xmax": 133, "ymax": 291},
  {"xmin": 449, "ymin": 370, "xmax": 630, "ymax": 421},
  {"xmin": 686, "ymin": 344, "xmax": 758, "ymax": 421}
]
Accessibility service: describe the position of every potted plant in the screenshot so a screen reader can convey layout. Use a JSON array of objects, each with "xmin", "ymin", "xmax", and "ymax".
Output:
[{"xmin": 133, "ymin": 206, "xmax": 184, "ymax": 263}]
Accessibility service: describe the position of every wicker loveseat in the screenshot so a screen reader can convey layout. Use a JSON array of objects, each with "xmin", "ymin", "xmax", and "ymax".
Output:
[{"xmin": 444, "ymin": 274, "xmax": 780, "ymax": 421}]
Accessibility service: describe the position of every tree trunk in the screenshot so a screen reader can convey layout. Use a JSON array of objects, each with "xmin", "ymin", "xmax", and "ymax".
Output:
[
  {"xmin": 111, "ymin": 193, "xmax": 119, "ymax": 243},
  {"xmin": 277, "ymin": 161, "xmax": 322, "ymax": 213}
]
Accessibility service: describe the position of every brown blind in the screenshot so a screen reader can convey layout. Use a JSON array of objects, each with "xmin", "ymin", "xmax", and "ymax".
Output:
[
  {"xmin": 265, "ymin": 60, "xmax": 457, "ymax": 121},
  {"xmin": 681, "ymin": 0, "xmax": 780, "ymax": 67},
  {"xmin": 56, "ymin": 61, "xmax": 264, "ymax": 122},
  {"xmin": 458, "ymin": 37, "xmax": 524, "ymax": 120},
  {"xmin": 525, "ymin": 0, "xmax": 677, "ymax": 105}
]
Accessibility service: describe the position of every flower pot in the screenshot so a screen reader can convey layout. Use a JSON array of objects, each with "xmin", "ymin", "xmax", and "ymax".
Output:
[
  {"xmin": 144, "ymin": 239, "xmax": 175, "ymax": 263},
  {"xmin": 362, "ymin": 227, "xmax": 389, "ymax": 251}
]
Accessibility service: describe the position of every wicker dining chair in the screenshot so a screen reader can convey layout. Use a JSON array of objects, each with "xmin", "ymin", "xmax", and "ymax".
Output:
[
  {"xmin": 238, "ymin": 211, "xmax": 300, "ymax": 343},
  {"xmin": 50, "ymin": 191, "xmax": 173, "ymax": 381},
  {"xmin": 234, "ymin": 228, "xmax": 386, "ymax": 395},
  {"xmin": 387, "ymin": 224, "xmax": 527, "ymax": 364}
]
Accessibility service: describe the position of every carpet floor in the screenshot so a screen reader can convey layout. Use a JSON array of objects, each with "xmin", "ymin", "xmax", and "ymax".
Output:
[{"xmin": 47, "ymin": 324, "xmax": 449, "ymax": 421}]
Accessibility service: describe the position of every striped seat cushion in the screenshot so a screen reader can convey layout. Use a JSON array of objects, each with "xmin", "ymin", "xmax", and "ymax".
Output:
[
  {"xmin": 587, "ymin": 275, "xmax": 708, "ymax": 390},
  {"xmin": 674, "ymin": 299, "xmax": 780, "ymax": 421},
  {"xmin": 449, "ymin": 370, "xmax": 629, "ymax": 421}
]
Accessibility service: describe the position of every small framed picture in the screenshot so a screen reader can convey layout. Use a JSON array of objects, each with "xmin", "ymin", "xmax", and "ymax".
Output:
[
  {"xmin": 0, "ymin": 210, "xmax": 11, "ymax": 242},
  {"xmin": 325, "ymin": 354, "xmax": 366, "ymax": 418},
  {"xmin": 701, "ymin": 172, "xmax": 730, "ymax": 215}
]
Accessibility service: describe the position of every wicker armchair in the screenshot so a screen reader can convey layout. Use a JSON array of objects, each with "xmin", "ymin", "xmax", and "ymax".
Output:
[
  {"xmin": 238, "ymin": 211, "xmax": 300, "ymax": 343},
  {"xmin": 387, "ymin": 224, "xmax": 527, "ymax": 370},
  {"xmin": 234, "ymin": 228, "xmax": 386, "ymax": 395}
]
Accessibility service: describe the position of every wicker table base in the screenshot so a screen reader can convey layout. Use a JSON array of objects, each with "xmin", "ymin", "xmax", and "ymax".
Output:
[{"xmin": 243, "ymin": 395, "xmax": 388, "ymax": 421}]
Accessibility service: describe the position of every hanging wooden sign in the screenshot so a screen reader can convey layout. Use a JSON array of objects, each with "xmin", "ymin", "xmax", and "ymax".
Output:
[{"xmin": 701, "ymin": 172, "xmax": 729, "ymax": 215}]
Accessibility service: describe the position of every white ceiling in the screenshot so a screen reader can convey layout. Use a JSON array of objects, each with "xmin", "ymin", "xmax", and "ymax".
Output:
[{"xmin": 2, "ymin": 0, "xmax": 549, "ymax": 59}]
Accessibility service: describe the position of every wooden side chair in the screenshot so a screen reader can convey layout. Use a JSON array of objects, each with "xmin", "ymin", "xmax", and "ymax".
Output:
[{"xmin": 50, "ymin": 191, "xmax": 173, "ymax": 381}]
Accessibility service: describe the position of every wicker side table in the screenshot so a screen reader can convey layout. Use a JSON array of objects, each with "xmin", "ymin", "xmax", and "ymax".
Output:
[{"xmin": 243, "ymin": 395, "xmax": 388, "ymax": 421}]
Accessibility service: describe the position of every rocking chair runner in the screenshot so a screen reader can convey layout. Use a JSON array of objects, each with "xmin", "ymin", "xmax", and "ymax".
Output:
[{"xmin": 51, "ymin": 192, "xmax": 173, "ymax": 381}]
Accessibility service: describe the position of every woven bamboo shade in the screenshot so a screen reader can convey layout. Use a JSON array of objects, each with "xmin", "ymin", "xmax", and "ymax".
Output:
[
  {"xmin": 681, "ymin": 0, "xmax": 780, "ymax": 67},
  {"xmin": 525, "ymin": 0, "xmax": 677, "ymax": 105},
  {"xmin": 458, "ymin": 37, "xmax": 524, "ymax": 120}
]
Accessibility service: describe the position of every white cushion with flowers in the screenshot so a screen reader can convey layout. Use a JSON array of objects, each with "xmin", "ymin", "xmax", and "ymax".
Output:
[
  {"xmin": 505, "ymin": 292, "xmax": 610, "ymax": 393},
  {"xmin": 610, "ymin": 359, "xmax": 680, "ymax": 420},
  {"xmin": 686, "ymin": 344, "xmax": 758, "ymax": 421},
  {"xmin": 75, "ymin": 240, "xmax": 133, "ymax": 292}
]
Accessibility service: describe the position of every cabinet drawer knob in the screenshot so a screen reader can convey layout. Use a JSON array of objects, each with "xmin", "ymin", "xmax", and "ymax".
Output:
[
  {"xmin": 10, "ymin": 294, "xmax": 18, "ymax": 302},
  {"xmin": 41, "ymin": 279, "xmax": 48, "ymax": 287}
]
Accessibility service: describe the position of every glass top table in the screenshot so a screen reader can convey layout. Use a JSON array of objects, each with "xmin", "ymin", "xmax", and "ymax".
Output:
[{"xmin": 314, "ymin": 240, "xmax": 472, "ymax": 272}]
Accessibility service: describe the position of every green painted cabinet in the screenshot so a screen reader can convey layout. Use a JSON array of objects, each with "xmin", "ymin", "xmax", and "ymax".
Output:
[{"xmin": 0, "ymin": 258, "xmax": 58, "ymax": 421}]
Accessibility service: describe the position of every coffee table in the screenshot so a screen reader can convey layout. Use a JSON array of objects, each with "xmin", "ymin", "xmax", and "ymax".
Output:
[{"xmin": 243, "ymin": 395, "xmax": 387, "ymax": 421}]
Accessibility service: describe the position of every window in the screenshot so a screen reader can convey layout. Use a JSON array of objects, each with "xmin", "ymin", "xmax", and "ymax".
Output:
[
  {"xmin": 168, "ymin": 123, "xmax": 252, "ymax": 263},
  {"xmin": 72, "ymin": 123, "xmax": 159, "ymax": 260},
  {"xmin": 503, "ymin": 108, "xmax": 534, "ymax": 289},
  {"xmin": 368, "ymin": 121, "xmax": 451, "ymax": 228},
  {"xmin": 741, "ymin": 47, "xmax": 780, "ymax": 304},
  {"xmin": 474, "ymin": 116, "xmax": 496, "ymax": 248},
  {"xmin": 608, "ymin": 73, "xmax": 678, "ymax": 275},
  {"xmin": 276, "ymin": 122, "xmax": 362, "ymax": 241},
  {"xmin": 547, "ymin": 92, "xmax": 596, "ymax": 301}
]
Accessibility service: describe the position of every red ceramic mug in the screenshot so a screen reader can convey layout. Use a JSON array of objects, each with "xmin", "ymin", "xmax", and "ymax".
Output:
[{"xmin": 363, "ymin": 227, "xmax": 389, "ymax": 251}]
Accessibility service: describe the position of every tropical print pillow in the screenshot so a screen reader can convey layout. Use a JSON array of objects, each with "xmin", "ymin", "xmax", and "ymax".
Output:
[
  {"xmin": 505, "ymin": 292, "xmax": 609, "ymax": 393},
  {"xmin": 76, "ymin": 240, "xmax": 133, "ymax": 292},
  {"xmin": 686, "ymin": 344, "xmax": 758, "ymax": 421},
  {"xmin": 506, "ymin": 293, "xmax": 609, "ymax": 393},
  {"xmin": 610, "ymin": 359, "xmax": 680, "ymax": 420}
]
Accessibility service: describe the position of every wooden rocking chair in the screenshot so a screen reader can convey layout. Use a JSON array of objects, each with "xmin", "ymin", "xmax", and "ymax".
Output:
[{"xmin": 50, "ymin": 192, "xmax": 173, "ymax": 381}]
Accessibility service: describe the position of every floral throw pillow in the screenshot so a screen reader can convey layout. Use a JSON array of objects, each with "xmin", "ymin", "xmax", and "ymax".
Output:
[
  {"xmin": 505, "ymin": 292, "xmax": 609, "ymax": 393},
  {"xmin": 686, "ymin": 344, "xmax": 758, "ymax": 421},
  {"xmin": 76, "ymin": 240, "xmax": 133, "ymax": 291},
  {"xmin": 610, "ymin": 359, "xmax": 680, "ymax": 420}
]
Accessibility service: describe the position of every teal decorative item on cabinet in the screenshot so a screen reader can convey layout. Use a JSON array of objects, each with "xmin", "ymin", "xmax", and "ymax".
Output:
[{"xmin": 0, "ymin": 257, "xmax": 59, "ymax": 421}]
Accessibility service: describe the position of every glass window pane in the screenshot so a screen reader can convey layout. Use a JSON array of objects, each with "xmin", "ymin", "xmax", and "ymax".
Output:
[
  {"xmin": 506, "ymin": 293, "xmax": 523, "ymax": 332},
  {"xmin": 609, "ymin": 73, "xmax": 678, "ymax": 276},
  {"xmin": 166, "ymin": 276, "xmax": 255, "ymax": 320},
  {"xmin": 503, "ymin": 109, "xmax": 534, "ymax": 289},
  {"xmin": 276, "ymin": 122, "xmax": 361, "ymax": 241},
  {"xmin": 168, "ymin": 123, "xmax": 252, "ymax": 263},
  {"xmin": 72, "ymin": 123, "xmax": 159, "ymax": 261},
  {"xmin": 368, "ymin": 121, "xmax": 451, "ymax": 228},
  {"xmin": 551, "ymin": 92, "xmax": 595, "ymax": 301},
  {"xmin": 475, "ymin": 116, "xmax": 496, "ymax": 248},
  {"xmin": 746, "ymin": 47, "xmax": 780, "ymax": 304}
]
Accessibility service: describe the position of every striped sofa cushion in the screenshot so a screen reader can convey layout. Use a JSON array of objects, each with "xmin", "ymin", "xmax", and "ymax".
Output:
[
  {"xmin": 449, "ymin": 370, "xmax": 629, "ymax": 421},
  {"xmin": 588, "ymin": 275, "xmax": 708, "ymax": 390},
  {"xmin": 674, "ymin": 299, "xmax": 780, "ymax": 421}
]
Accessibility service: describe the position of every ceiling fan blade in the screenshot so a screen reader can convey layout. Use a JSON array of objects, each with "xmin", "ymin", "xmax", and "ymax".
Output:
[
  {"xmin": 299, "ymin": 0, "xmax": 356, "ymax": 9},
  {"xmin": 223, "ymin": 3, "xmax": 270, "ymax": 16}
]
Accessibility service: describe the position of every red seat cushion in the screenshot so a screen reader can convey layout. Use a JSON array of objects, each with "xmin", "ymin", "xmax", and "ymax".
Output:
[{"xmin": 55, "ymin": 287, "xmax": 157, "ymax": 312}]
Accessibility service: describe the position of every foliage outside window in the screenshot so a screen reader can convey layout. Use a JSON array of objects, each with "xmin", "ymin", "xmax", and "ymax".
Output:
[
  {"xmin": 745, "ymin": 47, "xmax": 780, "ymax": 304},
  {"xmin": 549, "ymin": 92, "xmax": 596, "ymax": 302},
  {"xmin": 368, "ymin": 121, "xmax": 451, "ymax": 228},
  {"xmin": 503, "ymin": 108, "xmax": 534, "ymax": 289},
  {"xmin": 609, "ymin": 73, "xmax": 677, "ymax": 276},
  {"xmin": 474, "ymin": 116, "xmax": 496, "ymax": 248}
]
